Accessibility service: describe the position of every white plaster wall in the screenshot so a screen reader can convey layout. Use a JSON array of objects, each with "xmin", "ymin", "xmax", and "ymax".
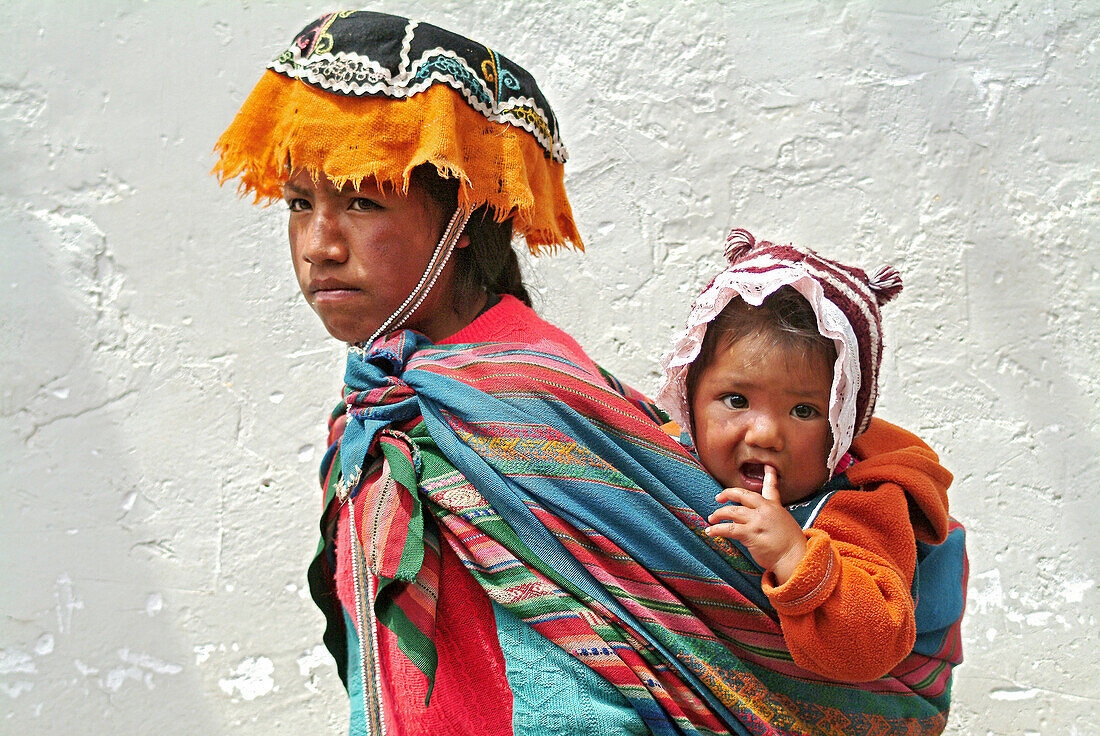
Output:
[{"xmin": 2, "ymin": 1, "xmax": 1095, "ymax": 733}]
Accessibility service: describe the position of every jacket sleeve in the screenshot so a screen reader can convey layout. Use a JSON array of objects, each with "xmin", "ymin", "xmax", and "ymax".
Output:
[
  {"xmin": 759, "ymin": 419, "xmax": 953, "ymax": 682},
  {"xmin": 760, "ymin": 482, "xmax": 917, "ymax": 682}
]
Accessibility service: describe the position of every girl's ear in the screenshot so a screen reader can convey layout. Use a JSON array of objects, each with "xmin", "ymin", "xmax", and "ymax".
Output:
[{"xmin": 456, "ymin": 232, "xmax": 472, "ymax": 249}]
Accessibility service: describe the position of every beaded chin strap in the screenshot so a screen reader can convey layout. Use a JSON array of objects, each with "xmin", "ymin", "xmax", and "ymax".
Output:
[
  {"xmin": 352, "ymin": 205, "xmax": 473, "ymax": 352},
  {"xmin": 343, "ymin": 203, "xmax": 471, "ymax": 733}
]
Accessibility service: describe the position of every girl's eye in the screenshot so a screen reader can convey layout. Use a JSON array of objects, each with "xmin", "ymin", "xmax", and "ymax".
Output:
[
  {"xmin": 349, "ymin": 198, "xmax": 381, "ymax": 212},
  {"xmin": 792, "ymin": 404, "xmax": 819, "ymax": 419},
  {"xmin": 721, "ymin": 394, "xmax": 748, "ymax": 410},
  {"xmin": 285, "ymin": 198, "xmax": 311, "ymax": 212}
]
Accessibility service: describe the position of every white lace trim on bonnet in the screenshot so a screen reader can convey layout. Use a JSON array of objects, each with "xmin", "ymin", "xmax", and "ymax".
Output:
[{"xmin": 654, "ymin": 255, "xmax": 862, "ymax": 475}]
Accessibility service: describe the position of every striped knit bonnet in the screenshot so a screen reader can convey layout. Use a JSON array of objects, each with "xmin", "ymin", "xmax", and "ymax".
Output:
[{"xmin": 655, "ymin": 228, "xmax": 902, "ymax": 473}]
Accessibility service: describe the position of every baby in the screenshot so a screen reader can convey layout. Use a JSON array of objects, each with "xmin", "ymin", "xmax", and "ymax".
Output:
[{"xmin": 656, "ymin": 228, "xmax": 966, "ymax": 684}]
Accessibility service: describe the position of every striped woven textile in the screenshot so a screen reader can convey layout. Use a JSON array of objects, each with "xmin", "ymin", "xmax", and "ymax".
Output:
[{"xmin": 317, "ymin": 330, "xmax": 964, "ymax": 735}]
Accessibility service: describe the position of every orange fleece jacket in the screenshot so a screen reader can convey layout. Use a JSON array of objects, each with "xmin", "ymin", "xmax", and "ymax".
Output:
[{"xmin": 760, "ymin": 418, "xmax": 953, "ymax": 682}]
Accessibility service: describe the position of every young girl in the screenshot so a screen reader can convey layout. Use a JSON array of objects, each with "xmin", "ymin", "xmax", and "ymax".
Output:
[{"xmin": 656, "ymin": 228, "xmax": 968, "ymax": 684}]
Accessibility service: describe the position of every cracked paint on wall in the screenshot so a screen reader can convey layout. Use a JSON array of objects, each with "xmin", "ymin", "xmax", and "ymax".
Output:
[
  {"xmin": 218, "ymin": 656, "xmax": 276, "ymax": 702},
  {"xmin": 1, "ymin": 1, "xmax": 1097, "ymax": 734}
]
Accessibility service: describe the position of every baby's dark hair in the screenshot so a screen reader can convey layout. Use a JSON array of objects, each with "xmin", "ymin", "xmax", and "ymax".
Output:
[{"xmin": 685, "ymin": 286, "xmax": 837, "ymax": 406}]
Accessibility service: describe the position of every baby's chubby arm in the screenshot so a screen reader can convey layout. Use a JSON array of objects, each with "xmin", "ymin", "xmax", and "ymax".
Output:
[
  {"xmin": 705, "ymin": 463, "xmax": 917, "ymax": 682},
  {"xmin": 705, "ymin": 466, "xmax": 806, "ymax": 584}
]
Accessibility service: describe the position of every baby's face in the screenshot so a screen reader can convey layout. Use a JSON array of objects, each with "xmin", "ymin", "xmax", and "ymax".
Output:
[{"xmin": 690, "ymin": 332, "xmax": 833, "ymax": 504}]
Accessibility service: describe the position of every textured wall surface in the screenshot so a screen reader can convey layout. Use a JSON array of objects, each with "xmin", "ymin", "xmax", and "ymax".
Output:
[{"xmin": 2, "ymin": 1, "xmax": 1096, "ymax": 734}]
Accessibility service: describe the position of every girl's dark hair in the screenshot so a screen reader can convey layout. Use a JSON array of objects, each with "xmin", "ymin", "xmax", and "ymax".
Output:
[
  {"xmin": 411, "ymin": 165, "xmax": 532, "ymax": 308},
  {"xmin": 685, "ymin": 286, "xmax": 836, "ymax": 406}
]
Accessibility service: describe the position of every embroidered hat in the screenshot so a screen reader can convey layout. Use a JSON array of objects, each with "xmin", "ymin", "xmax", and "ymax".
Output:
[
  {"xmin": 213, "ymin": 10, "xmax": 581, "ymax": 254},
  {"xmin": 655, "ymin": 228, "xmax": 902, "ymax": 472}
]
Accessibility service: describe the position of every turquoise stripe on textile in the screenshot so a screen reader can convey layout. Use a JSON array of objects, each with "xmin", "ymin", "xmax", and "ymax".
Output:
[
  {"xmin": 493, "ymin": 601, "xmax": 650, "ymax": 736},
  {"xmin": 343, "ymin": 610, "xmax": 371, "ymax": 736}
]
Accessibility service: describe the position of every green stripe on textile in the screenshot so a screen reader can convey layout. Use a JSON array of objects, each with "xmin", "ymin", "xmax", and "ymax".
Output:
[
  {"xmin": 379, "ymin": 439, "xmax": 426, "ymax": 579},
  {"xmin": 317, "ymin": 445, "xmax": 342, "ymax": 557},
  {"xmin": 375, "ymin": 576, "xmax": 439, "ymax": 706},
  {"xmin": 725, "ymin": 640, "xmax": 794, "ymax": 662},
  {"xmin": 752, "ymin": 663, "xmax": 940, "ymax": 723}
]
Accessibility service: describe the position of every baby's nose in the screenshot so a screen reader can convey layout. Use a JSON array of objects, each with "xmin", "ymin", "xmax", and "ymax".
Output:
[{"xmin": 745, "ymin": 414, "xmax": 783, "ymax": 451}]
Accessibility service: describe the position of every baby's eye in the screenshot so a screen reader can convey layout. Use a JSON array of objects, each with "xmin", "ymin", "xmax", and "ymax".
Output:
[
  {"xmin": 721, "ymin": 394, "xmax": 748, "ymax": 410},
  {"xmin": 285, "ymin": 198, "xmax": 311, "ymax": 212},
  {"xmin": 792, "ymin": 404, "xmax": 819, "ymax": 419}
]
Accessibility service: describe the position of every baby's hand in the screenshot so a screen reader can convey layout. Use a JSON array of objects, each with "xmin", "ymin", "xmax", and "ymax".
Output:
[{"xmin": 705, "ymin": 465, "xmax": 808, "ymax": 585}]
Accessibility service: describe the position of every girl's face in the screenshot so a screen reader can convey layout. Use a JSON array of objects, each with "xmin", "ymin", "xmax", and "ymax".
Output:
[
  {"xmin": 690, "ymin": 331, "xmax": 833, "ymax": 504},
  {"xmin": 284, "ymin": 170, "xmax": 471, "ymax": 343}
]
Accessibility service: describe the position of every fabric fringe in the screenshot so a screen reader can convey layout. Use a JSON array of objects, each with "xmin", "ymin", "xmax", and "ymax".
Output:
[{"xmin": 213, "ymin": 71, "xmax": 583, "ymax": 255}]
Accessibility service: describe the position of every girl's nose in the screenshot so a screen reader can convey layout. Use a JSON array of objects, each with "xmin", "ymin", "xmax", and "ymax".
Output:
[{"xmin": 301, "ymin": 210, "xmax": 348, "ymax": 264}]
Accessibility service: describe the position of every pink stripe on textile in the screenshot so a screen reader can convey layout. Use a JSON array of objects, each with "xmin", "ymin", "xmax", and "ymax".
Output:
[
  {"xmin": 892, "ymin": 655, "xmax": 954, "ymax": 699},
  {"xmin": 353, "ymin": 459, "xmax": 409, "ymax": 580},
  {"xmin": 347, "ymin": 377, "xmax": 416, "ymax": 413},
  {"xmin": 411, "ymin": 344, "xmax": 597, "ymax": 376},
  {"xmin": 412, "ymin": 344, "xmax": 660, "ymax": 429},
  {"xmin": 397, "ymin": 572, "xmax": 440, "ymax": 634},
  {"xmin": 532, "ymin": 508, "xmax": 724, "ymax": 639},
  {"xmin": 526, "ymin": 604, "xmax": 730, "ymax": 734}
]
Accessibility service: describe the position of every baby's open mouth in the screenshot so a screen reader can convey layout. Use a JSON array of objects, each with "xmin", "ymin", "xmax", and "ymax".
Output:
[{"xmin": 740, "ymin": 462, "xmax": 766, "ymax": 482}]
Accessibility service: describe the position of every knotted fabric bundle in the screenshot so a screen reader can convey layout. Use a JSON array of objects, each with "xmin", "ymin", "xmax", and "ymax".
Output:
[{"xmin": 316, "ymin": 330, "xmax": 962, "ymax": 735}]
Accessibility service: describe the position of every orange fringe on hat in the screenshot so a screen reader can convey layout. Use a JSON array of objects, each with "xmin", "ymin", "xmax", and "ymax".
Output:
[{"xmin": 213, "ymin": 71, "xmax": 582, "ymax": 255}]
